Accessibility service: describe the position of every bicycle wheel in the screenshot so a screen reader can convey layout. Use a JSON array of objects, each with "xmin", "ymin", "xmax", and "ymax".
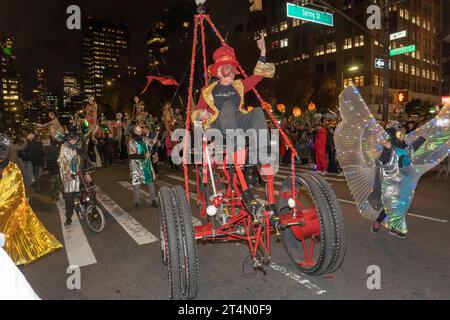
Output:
[{"xmin": 84, "ymin": 204, "xmax": 106, "ymax": 233}]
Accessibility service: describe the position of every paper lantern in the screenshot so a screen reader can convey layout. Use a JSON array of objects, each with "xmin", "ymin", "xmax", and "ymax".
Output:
[
  {"xmin": 308, "ymin": 102, "xmax": 316, "ymax": 111},
  {"xmin": 262, "ymin": 102, "xmax": 272, "ymax": 112},
  {"xmin": 277, "ymin": 103, "xmax": 286, "ymax": 113},
  {"xmin": 293, "ymin": 107, "xmax": 302, "ymax": 118}
]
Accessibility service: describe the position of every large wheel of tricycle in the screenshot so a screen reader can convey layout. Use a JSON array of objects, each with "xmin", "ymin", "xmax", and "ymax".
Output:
[
  {"xmin": 278, "ymin": 173, "xmax": 342, "ymax": 275},
  {"xmin": 158, "ymin": 189, "xmax": 169, "ymax": 266},
  {"xmin": 171, "ymin": 186, "xmax": 199, "ymax": 300},
  {"xmin": 158, "ymin": 187, "xmax": 183, "ymax": 299},
  {"xmin": 158, "ymin": 186, "xmax": 199, "ymax": 300},
  {"xmin": 308, "ymin": 172, "xmax": 346, "ymax": 273}
]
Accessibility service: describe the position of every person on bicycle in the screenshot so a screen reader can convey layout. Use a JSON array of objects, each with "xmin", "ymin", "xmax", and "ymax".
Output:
[
  {"xmin": 58, "ymin": 126, "xmax": 92, "ymax": 226},
  {"xmin": 191, "ymin": 33, "xmax": 276, "ymax": 218}
]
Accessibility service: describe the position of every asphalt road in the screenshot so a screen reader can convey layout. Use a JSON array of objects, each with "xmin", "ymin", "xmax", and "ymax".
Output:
[{"xmin": 19, "ymin": 162, "xmax": 450, "ymax": 300}]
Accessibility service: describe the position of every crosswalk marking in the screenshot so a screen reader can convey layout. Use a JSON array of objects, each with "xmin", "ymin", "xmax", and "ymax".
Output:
[
  {"xmin": 55, "ymin": 196, "xmax": 97, "ymax": 268},
  {"xmin": 275, "ymin": 168, "xmax": 341, "ymax": 183},
  {"xmin": 95, "ymin": 187, "xmax": 159, "ymax": 245},
  {"xmin": 118, "ymin": 181, "xmax": 202, "ymax": 227}
]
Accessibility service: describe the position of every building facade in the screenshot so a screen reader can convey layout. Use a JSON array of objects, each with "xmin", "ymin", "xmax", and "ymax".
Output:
[
  {"xmin": 146, "ymin": 2, "xmax": 193, "ymax": 78},
  {"xmin": 63, "ymin": 72, "xmax": 81, "ymax": 107},
  {"xmin": 0, "ymin": 36, "xmax": 22, "ymax": 130},
  {"xmin": 230, "ymin": 0, "xmax": 442, "ymax": 114},
  {"xmin": 82, "ymin": 18, "xmax": 130, "ymax": 100}
]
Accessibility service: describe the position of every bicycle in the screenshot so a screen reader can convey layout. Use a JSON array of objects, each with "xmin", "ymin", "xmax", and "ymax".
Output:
[{"xmin": 73, "ymin": 173, "xmax": 106, "ymax": 233}]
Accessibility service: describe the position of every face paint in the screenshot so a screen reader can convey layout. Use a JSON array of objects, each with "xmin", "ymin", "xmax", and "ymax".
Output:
[{"xmin": 218, "ymin": 64, "xmax": 238, "ymax": 79}]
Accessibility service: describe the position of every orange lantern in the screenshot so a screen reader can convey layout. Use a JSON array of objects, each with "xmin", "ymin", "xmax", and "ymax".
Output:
[
  {"xmin": 277, "ymin": 103, "xmax": 286, "ymax": 113},
  {"xmin": 293, "ymin": 107, "xmax": 302, "ymax": 117},
  {"xmin": 308, "ymin": 102, "xmax": 316, "ymax": 111},
  {"xmin": 262, "ymin": 102, "xmax": 272, "ymax": 112}
]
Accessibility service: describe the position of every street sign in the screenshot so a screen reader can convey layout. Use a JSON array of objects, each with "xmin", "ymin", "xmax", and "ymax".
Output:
[
  {"xmin": 374, "ymin": 58, "xmax": 391, "ymax": 69},
  {"xmin": 390, "ymin": 45, "xmax": 416, "ymax": 56},
  {"xmin": 390, "ymin": 30, "xmax": 407, "ymax": 41},
  {"xmin": 287, "ymin": 2, "xmax": 334, "ymax": 27},
  {"xmin": 375, "ymin": 58, "xmax": 385, "ymax": 69}
]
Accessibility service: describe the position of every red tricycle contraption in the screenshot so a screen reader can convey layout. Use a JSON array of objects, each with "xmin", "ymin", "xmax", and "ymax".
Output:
[{"xmin": 157, "ymin": 5, "xmax": 345, "ymax": 300}]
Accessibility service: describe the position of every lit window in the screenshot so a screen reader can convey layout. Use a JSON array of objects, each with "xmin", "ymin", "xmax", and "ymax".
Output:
[
  {"xmin": 280, "ymin": 38, "xmax": 288, "ymax": 48},
  {"xmin": 354, "ymin": 76, "xmax": 365, "ymax": 87},
  {"xmin": 314, "ymin": 45, "xmax": 325, "ymax": 56},
  {"xmin": 292, "ymin": 19, "xmax": 301, "ymax": 27},
  {"xmin": 279, "ymin": 21, "xmax": 288, "ymax": 31},
  {"xmin": 343, "ymin": 38, "xmax": 352, "ymax": 50},
  {"xmin": 354, "ymin": 35, "xmax": 364, "ymax": 47},
  {"xmin": 326, "ymin": 42, "xmax": 336, "ymax": 53},
  {"xmin": 374, "ymin": 75, "xmax": 381, "ymax": 87}
]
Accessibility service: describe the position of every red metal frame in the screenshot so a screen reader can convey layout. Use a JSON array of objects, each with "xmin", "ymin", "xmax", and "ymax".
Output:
[{"xmin": 181, "ymin": 14, "xmax": 321, "ymax": 263}]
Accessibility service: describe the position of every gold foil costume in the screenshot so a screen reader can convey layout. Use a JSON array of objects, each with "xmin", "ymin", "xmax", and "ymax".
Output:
[{"xmin": 0, "ymin": 162, "xmax": 62, "ymax": 266}]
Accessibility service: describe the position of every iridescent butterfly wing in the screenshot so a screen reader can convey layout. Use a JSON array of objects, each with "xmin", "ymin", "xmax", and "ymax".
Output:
[
  {"xmin": 335, "ymin": 85, "xmax": 387, "ymax": 220},
  {"xmin": 405, "ymin": 104, "xmax": 450, "ymax": 176}
]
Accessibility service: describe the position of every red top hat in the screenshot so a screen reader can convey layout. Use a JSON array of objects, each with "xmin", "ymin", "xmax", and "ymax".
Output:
[{"xmin": 210, "ymin": 45, "xmax": 240, "ymax": 78}]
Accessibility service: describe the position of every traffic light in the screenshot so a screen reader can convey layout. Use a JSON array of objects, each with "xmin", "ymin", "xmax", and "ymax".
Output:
[{"xmin": 398, "ymin": 91, "xmax": 408, "ymax": 103}]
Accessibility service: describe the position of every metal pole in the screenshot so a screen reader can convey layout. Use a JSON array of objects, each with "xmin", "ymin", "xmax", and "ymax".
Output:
[{"xmin": 382, "ymin": 0, "xmax": 391, "ymax": 123}]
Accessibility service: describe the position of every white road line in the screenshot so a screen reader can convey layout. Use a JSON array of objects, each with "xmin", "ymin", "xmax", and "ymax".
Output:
[
  {"xmin": 56, "ymin": 196, "xmax": 97, "ymax": 268},
  {"xmin": 337, "ymin": 198, "xmax": 448, "ymax": 224},
  {"xmin": 407, "ymin": 213, "xmax": 448, "ymax": 224},
  {"xmin": 270, "ymin": 263, "xmax": 327, "ymax": 295},
  {"xmin": 119, "ymin": 181, "xmax": 202, "ymax": 227},
  {"xmin": 95, "ymin": 187, "xmax": 159, "ymax": 245},
  {"xmin": 276, "ymin": 168, "xmax": 341, "ymax": 183}
]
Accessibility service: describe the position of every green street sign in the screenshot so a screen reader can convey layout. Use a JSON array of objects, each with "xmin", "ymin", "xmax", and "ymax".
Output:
[
  {"xmin": 287, "ymin": 2, "xmax": 334, "ymax": 27},
  {"xmin": 390, "ymin": 45, "xmax": 416, "ymax": 56}
]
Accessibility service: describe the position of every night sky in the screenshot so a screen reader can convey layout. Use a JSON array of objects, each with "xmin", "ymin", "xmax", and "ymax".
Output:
[{"xmin": 0, "ymin": 0, "xmax": 249, "ymax": 99}]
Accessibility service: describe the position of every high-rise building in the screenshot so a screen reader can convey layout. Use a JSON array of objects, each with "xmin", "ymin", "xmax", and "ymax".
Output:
[
  {"xmin": 46, "ymin": 92, "xmax": 59, "ymax": 110},
  {"xmin": 63, "ymin": 72, "xmax": 81, "ymax": 107},
  {"xmin": 82, "ymin": 18, "xmax": 130, "ymax": 100},
  {"xmin": 147, "ymin": 22, "xmax": 168, "ymax": 71},
  {"xmin": 34, "ymin": 68, "xmax": 47, "ymax": 104},
  {"xmin": 442, "ymin": 0, "xmax": 450, "ymax": 97},
  {"xmin": 229, "ymin": 0, "xmax": 442, "ymax": 114},
  {"xmin": 146, "ymin": 2, "xmax": 193, "ymax": 78},
  {"xmin": 0, "ymin": 36, "xmax": 22, "ymax": 130}
]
